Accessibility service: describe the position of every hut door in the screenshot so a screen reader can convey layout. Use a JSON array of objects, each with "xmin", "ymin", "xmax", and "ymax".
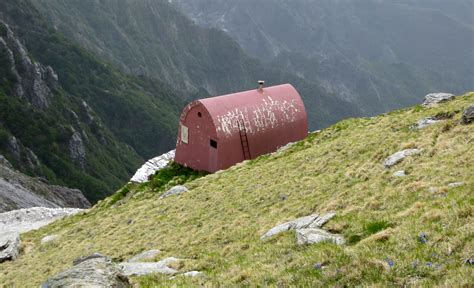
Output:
[{"xmin": 209, "ymin": 138, "xmax": 218, "ymax": 172}]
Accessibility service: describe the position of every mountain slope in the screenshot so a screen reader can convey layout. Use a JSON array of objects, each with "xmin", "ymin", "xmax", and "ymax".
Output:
[
  {"xmin": 175, "ymin": 0, "xmax": 474, "ymax": 114},
  {"xmin": 0, "ymin": 0, "xmax": 187, "ymax": 201},
  {"xmin": 1, "ymin": 93, "xmax": 472, "ymax": 286},
  {"xmin": 30, "ymin": 0, "xmax": 362, "ymax": 130}
]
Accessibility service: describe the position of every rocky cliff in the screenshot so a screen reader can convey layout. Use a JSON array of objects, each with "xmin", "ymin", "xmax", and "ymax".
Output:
[{"xmin": 0, "ymin": 155, "xmax": 90, "ymax": 212}]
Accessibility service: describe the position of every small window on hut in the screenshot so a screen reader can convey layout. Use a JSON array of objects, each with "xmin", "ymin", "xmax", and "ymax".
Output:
[
  {"xmin": 197, "ymin": 112, "xmax": 202, "ymax": 118},
  {"xmin": 210, "ymin": 139, "xmax": 217, "ymax": 149},
  {"xmin": 181, "ymin": 125, "xmax": 188, "ymax": 144}
]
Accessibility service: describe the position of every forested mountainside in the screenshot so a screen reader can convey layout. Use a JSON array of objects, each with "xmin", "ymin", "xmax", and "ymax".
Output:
[
  {"xmin": 175, "ymin": 0, "xmax": 474, "ymax": 114},
  {"xmin": 0, "ymin": 0, "xmax": 183, "ymax": 201},
  {"xmin": 31, "ymin": 0, "xmax": 361, "ymax": 130}
]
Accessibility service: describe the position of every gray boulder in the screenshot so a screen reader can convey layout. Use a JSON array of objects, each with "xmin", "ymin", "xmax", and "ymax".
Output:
[
  {"xmin": 41, "ymin": 234, "xmax": 59, "ymax": 244},
  {"xmin": 127, "ymin": 249, "xmax": 161, "ymax": 263},
  {"xmin": 119, "ymin": 257, "xmax": 181, "ymax": 276},
  {"xmin": 261, "ymin": 212, "xmax": 336, "ymax": 240},
  {"xmin": 0, "ymin": 233, "xmax": 20, "ymax": 263},
  {"xmin": 383, "ymin": 149, "xmax": 422, "ymax": 168},
  {"xmin": 392, "ymin": 170, "xmax": 406, "ymax": 177},
  {"xmin": 160, "ymin": 185, "xmax": 189, "ymax": 199},
  {"xmin": 422, "ymin": 93, "xmax": 455, "ymax": 107},
  {"xmin": 447, "ymin": 182, "xmax": 465, "ymax": 188},
  {"xmin": 462, "ymin": 104, "xmax": 474, "ymax": 124},
  {"xmin": 42, "ymin": 253, "xmax": 131, "ymax": 288},
  {"xmin": 296, "ymin": 228, "xmax": 345, "ymax": 245}
]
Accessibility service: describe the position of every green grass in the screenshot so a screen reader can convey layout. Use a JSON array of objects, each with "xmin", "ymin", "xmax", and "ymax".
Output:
[{"xmin": 1, "ymin": 93, "xmax": 473, "ymax": 287}]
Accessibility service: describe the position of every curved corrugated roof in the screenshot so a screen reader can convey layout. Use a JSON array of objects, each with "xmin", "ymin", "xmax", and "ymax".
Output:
[{"xmin": 196, "ymin": 84, "xmax": 306, "ymax": 139}]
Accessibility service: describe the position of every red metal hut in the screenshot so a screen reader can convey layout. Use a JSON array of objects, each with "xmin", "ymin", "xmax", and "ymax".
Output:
[{"xmin": 174, "ymin": 83, "xmax": 308, "ymax": 172}]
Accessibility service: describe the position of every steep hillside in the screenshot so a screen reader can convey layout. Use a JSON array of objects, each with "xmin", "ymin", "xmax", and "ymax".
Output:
[
  {"xmin": 0, "ymin": 0, "xmax": 185, "ymax": 200},
  {"xmin": 175, "ymin": 0, "xmax": 474, "ymax": 114},
  {"xmin": 1, "ymin": 93, "xmax": 472, "ymax": 286},
  {"xmin": 31, "ymin": 0, "xmax": 361, "ymax": 130}
]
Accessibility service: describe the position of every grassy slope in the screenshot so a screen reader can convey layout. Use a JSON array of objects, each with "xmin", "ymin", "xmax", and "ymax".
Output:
[{"xmin": 1, "ymin": 93, "xmax": 473, "ymax": 287}]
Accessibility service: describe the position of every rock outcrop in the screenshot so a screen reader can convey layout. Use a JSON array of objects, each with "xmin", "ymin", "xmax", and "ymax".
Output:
[
  {"xmin": 131, "ymin": 150, "xmax": 176, "ymax": 183},
  {"xmin": 0, "ymin": 233, "xmax": 20, "ymax": 263},
  {"xmin": 383, "ymin": 149, "xmax": 422, "ymax": 168},
  {"xmin": 42, "ymin": 254, "xmax": 130, "ymax": 288},
  {"xmin": 422, "ymin": 93, "xmax": 455, "ymax": 107},
  {"xmin": 261, "ymin": 213, "xmax": 336, "ymax": 240},
  {"xmin": 160, "ymin": 185, "xmax": 189, "ymax": 199},
  {"xmin": 0, "ymin": 158, "xmax": 90, "ymax": 212},
  {"xmin": 462, "ymin": 104, "xmax": 474, "ymax": 124},
  {"xmin": 0, "ymin": 22, "xmax": 56, "ymax": 110},
  {"xmin": 68, "ymin": 131, "xmax": 86, "ymax": 169}
]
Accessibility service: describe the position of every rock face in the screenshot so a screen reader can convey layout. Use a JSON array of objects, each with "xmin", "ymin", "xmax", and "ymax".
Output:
[
  {"xmin": 462, "ymin": 104, "xmax": 474, "ymax": 124},
  {"xmin": 0, "ymin": 233, "xmax": 20, "ymax": 263},
  {"xmin": 0, "ymin": 22, "xmax": 56, "ymax": 110},
  {"xmin": 42, "ymin": 254, "xmax": 131, "ymax": 288},
  {"xmin": 130, "ymin": 150, "xmax": 176, "ymax": 183},
  {"xmin": 261, "ymin": 213, "xmax": 336, "ymax": 240},
  {"xmin": 422, "ymin": 93, "xmax": 455, "ymax": 107},
  {"xmin": 296, "ymin": 228, "xmax": 345, "ymax": 245},
  {"xmin": 160, "ymin": 185, "xmax": 189, "ymax": 199},
  {"xmin": 0, "ymin": 159, "xmax": 90, "ymax": 212},
  {"xmin": 383, "ymin": 149, "xmax": 422, "ymax": 168},
  {"xmin": 68, "ymin": 131, "xmax": 86, "ymax": 169}
]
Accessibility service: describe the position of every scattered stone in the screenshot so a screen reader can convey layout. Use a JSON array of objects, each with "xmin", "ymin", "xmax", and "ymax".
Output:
[
  {"xmin": 127, "ymin": 249, "xmax": 161, "ymax": 263},
  {"xmin": 414, "ymin": 117, "xmax": 440, "ymax": 129},
  {"xmin": 422, "ymin": 93, "xmax": 455, "ymax": 107},
  {"xmin": 41, "ymin": 234, "xmax": 59, "ymax": 244},
  {"xmin": 0, "ymin": 233, "xmax": 20, "ymax": 263},
  {"xmin": 120, "ymin": 263, "xmax": 177, "ymax": 276},
  {"xmin": 279, "ymin": 194, "xmax": 287, "ymax": 201},
  {"xmin": 296, "ymin": 228, "xmax": 345, "ymax": 245},
  {"xmin": 120, "ymin": 257, "xmax": 181, "ymax": 276},
  {"xmin": 181, "ymin": 271, "xmax": 204, "ymax": 277},
  {"xmin": 383, "ymin": 149, "xmax": 422, "ymax": 168},
  {"xmin": 42, "ymin": 253, "xmax": 130, "ymax": 287},
  {"xmin": 427, "ymin": 187, "xmax": 439, "ymax": 193},
  {"xmin": 261, "ymin": 212, "xmax": 336, "ymax": 240},
  {"xmin": 447, "ymin": 182, "xmax": 465, "ymax": 188},
  {"xmin": 130, "ymin": 150, "xmax": 176, "ymax": 183},
  {"xmin": 464, "ymin": 258, "xmax": 474, "ymax": 265},
  {"xmin": 461, "ymin": 104, "xmax": 474, "ymax": 124},
  {"xmin": 392, "ymin": 170, "xmax": 406, "ymax": 177},
  {"xmin": 160, "ymin": 185, "xmax": 189, "ymax": 199}
]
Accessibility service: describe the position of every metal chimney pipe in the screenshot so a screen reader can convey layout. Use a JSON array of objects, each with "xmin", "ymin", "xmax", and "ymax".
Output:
[{"xmin": 258, "ymin": 80, "xmax": 265, "ymax": 92}]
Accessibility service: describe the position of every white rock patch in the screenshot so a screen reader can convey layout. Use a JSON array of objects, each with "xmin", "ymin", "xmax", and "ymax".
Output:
[{"xmin": 130, "ymin": 150, "xmax": 175, "ymax": 183}]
